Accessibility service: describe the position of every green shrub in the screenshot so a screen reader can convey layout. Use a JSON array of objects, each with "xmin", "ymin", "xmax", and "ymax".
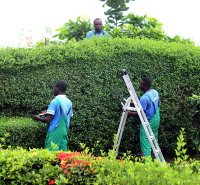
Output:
[
  {"xmin": 0, "ymin": 144, "xmax": 200, "ymax": 185},
  {"xmin": 0, "ymin": 37, "xmax": 200, "ymax": 155},
  {"xmin": 0, "ymin": 148, "xmax": 62, "ymax": 184},
  {"xmin": 188, "ymin": 94, "xmax": 200, "ymax": 155},
  {"xmin": 0, "ymin": 117, "xmax": 46, "ymax": 149}
]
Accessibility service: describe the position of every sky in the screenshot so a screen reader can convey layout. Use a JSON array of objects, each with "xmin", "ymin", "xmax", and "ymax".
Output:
[{"xmin": 0, "ymin": 0, "xmax": 200, "ymax": 47}]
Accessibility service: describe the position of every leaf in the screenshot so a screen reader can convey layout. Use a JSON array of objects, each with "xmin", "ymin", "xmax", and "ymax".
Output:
[
  {"xmin": 69, "ymin": 37, "xmax": 77, "ymax": 44},
  {"xmin": 108, "ymin": 19, "xmax": 115, "ymax": 24},
  {"xmin": 76, "ymin": 16, "xmax": 81, "ymax": 22},
  {"xmin": 134, "ymin": 27, "xmax": 142, "ymax": 35},
  {"xmin": 123, "ymin": 24, "xmax": 129, "ymax": 30},
  {"xmin": 82, "ymin": 15, "xmax": 88, "ymax": 22},
  {"xmin": 52, "ymin": 34, "xmax": 59, "ymax": 38},
  {"xmin": 120, "ymin": 7, "xmax": 129, "ymax": 11},
  {"xmin": 127, "ymin": 24, "xmax": 133, "ymax": 32},
  {"xmin": 121, "ymin": 15, "xmax": 128, "ymax": 20},
  {"xmin": 113, "ymin": 28, "xmax": 120, "ymax": 35}
]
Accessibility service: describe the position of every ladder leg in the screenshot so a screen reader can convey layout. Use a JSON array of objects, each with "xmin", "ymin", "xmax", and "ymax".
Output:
[
  {"xmin": 114, "ymin": 97, "xmax": 131, "ymax": 153},
  {"xmin": 114, "ymin": 110, "xmax": 128, "ymax": 153}
]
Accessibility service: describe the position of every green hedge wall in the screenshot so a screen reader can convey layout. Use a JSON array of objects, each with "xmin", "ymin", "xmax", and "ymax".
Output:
[{"xmin": 0, "ymin": 37, "xmax": 200, "ymax": 155}]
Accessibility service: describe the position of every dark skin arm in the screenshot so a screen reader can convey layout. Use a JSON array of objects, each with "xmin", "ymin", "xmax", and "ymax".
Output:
[
  {"xmin": 128, "ymin": 111, "xmax": 138, "ymax": 116},
  {"xmin": 33, "ymin": 114, "xmax": 53, "ymax": 124},
  {"xmin": 128, "ymin": 100, "xmax": 138, "ymax": 116}
]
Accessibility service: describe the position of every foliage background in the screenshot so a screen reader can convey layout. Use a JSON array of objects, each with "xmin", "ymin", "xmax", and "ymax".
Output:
[{"xmin": 0, "ymin": 37, "xmax": 199, "ymax": 156}]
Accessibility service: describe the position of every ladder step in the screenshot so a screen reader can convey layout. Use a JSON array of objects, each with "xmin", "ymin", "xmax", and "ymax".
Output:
[
  {"xmin": 150, "ymin": 136, "xmax": 155, "ymax": 140},
  {"xmin": 126, "ymin": 107, "xmax": 137, "ymax": 111},
  {"xmin": 155, "ymin": 149, "xmax": 161, "ymax": 154},
  {"xmin": 143, "ymin": 122, "xmax": 149, "ymax": 126}
]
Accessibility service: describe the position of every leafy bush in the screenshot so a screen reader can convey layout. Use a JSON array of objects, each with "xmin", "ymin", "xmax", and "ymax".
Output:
[
  {"xmin": 53, "ymin": 15, "xmax": 93, "ymax": 41},
  {"xmin": 188, "ymin": 94, "xmax": 200, "ymax": 155},
  {"xmin": 0, "ymin": 148, "xmax": 62, "ymax": 184},
  {"xmin": 0, "ymin": 37, "xmax": 200, "ymax": 156},
  {"xmin": 0, "ymin": 117, "xmax": 46, "ymax": 149},
  {"xmin": 0, "ymin": 130, "xmax": 200, "ymax": 184}
]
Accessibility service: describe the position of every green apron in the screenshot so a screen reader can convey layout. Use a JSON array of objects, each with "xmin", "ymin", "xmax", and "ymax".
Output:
[
  {"xmin": 45, "ymin": 98, "xmax": 69, "ymax": 151},
  {"xmin": 140, "ymin": 95, "xmax": 160, "ymax": 158}
]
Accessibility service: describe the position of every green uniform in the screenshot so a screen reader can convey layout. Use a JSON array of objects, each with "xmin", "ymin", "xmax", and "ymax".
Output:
[
  {"xmin": 140, "ymin": 93, "xmax": 160, "ymax": 158},
  {"xmin": 45, "ymin": 98, "xmax": 69, "ymax": 151},
  {"xmin": 140, "ymin": 108, "xmax": 160, "ymax": 157}
]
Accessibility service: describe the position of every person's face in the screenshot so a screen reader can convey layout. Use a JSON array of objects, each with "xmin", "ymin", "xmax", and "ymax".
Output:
[
  {"xmin": 94, "ymin": 20, "xmax": 102, "ymax": 33},
  {"xmin": 139, "ymin": 80, "xmax": 146, "ymax": 92},
  {"xmin": 54, "ymin": 84, "xmax": 59, "ymax": 96}
]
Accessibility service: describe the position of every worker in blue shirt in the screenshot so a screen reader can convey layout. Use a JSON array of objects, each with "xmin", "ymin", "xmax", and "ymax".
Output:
[
  {"xmin": 128, "ymin": 77, "xmax": 160, "ymax": 159},
  {"xmin": 33, "ymin": 81, "xmax": 73, "ymax": 151},
  {"xmin": 85, "ymin": 18, "xmax": 110, "ymax": 39}
]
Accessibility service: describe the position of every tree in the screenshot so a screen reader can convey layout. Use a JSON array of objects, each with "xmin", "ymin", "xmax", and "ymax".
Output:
[
  {"xmin": 122, "ymin": 14, "xmax": 166, "ymax": 40},
  {"xmin": 100, "ymin": 0, "xmax": 135, "ymax": 28}
]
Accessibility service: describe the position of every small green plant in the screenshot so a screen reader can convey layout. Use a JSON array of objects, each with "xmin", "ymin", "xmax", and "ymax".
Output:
[
  {"xmin": 51, "ymin": 141, "xmax": 59, "ymax": 151},
  {"xmin": 0, "ymin": 133, "xmax": 10, "ymax": 150},
  {"xmin": 174, "ymin": 128, "xmax": 189, "ymax": 167}
]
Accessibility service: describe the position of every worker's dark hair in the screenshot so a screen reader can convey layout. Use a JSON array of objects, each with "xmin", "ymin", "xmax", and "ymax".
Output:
[
  {"xmin": 142, "ymin": 77, "xmax": 152, "ymax": 89},
  {"xmin": 55, "ymin": 81, "xmax": 67, "ymax": 92},
  {"xmin": 94, "ymin": 18, "xmax": 102, "ymax": 24}
]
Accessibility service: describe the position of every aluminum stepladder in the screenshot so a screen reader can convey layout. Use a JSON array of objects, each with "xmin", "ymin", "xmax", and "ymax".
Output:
[{"xmin": 114, "ymin": 69, "xmax": 166, "ymax": 163}]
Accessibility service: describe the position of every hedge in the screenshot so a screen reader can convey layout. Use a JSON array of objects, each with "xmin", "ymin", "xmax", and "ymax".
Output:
[
  {"xmin": 0, "ymin": 117, "xmax": 46, "ymax": 149},
  {"xmin": 0, "ymin": 37, "xmax": 200, "ymax": 155}
]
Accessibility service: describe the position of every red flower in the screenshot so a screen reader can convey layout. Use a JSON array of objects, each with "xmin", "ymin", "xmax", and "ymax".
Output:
[
  {"xmin": 90, "ymin": 169, "xmax": 95, "ymax": 172},
  {"xmin": 58, "ymin": 152, "xmax": 80, "ymax": 161},
  {"xmin": 117, "ymin": 159, "xmax": 123, "ymax": 163},
  {"xmin": 85, "ymin": 161, "xmax": 90, "ymax": 166},
  {"xmin": 49, "ymin": 180, "xmax": 55, "ymax": 184}
]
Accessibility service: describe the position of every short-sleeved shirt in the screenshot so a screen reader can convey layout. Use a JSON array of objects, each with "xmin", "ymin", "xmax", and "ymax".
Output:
[
  {"xmin": 140, "ymin": 89, "xmax": 159, "ymax": 120},
  {"xmin": 85, "ymin": 30, "xmax": 110, "ymax": 39},
  {"xmin": 46, "ymin": 95, "xmax": 73, "ymax": 132}
]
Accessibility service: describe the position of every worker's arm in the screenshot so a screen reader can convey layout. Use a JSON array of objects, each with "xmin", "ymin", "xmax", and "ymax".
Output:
[
  {"xmin": 128, "ymin": 111, "xmax": 138, "ymax": 116},
  {"xmin": 128, "ymin": 100, "xmax": 138, "ymax": 116},
  {"xmin": 33, "ymin": 114, "xmax": 53, "ymax": 123}
]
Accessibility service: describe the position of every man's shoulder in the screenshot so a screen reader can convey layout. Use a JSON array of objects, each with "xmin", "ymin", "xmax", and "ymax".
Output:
[
  {"xmin": 102, "ymin": 30, "xmax": 109, "ymax": 34},
  {"xmin": 86, "ymin": 30, "xmax": 95, "ymax": 34},
  {"xmin": 144, "ymin": 90, "xmax": 159, "ymax": 101},
  {"xmin": 146, "ymin": 89, "xmax": 158, "ymax": 95},
  {"xmin": 141, "ymin": 94, "xmax": 150, "ymax": 101}
]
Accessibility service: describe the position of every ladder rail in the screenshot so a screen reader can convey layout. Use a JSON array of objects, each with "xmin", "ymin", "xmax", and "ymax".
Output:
[{"xmin": 114, "ymin": 97, "xmax": 131, "ymax": 152}]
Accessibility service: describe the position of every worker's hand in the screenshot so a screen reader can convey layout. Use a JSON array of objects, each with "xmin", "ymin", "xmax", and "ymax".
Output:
[
  {"xmin": 33, "ymin": 115, "xmax": 40, "ymax": 120},
  {"xmin": 40, "ymin": 110, "xmax": 47, "ymax": 114}
]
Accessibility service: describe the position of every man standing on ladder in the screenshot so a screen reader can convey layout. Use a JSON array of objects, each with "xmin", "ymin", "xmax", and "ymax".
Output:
[{"xmin": 128, "ymin": 77, "xmax": 160, "ymax": 159}]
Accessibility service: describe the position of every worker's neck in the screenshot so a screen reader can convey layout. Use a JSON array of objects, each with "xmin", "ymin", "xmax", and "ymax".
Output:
[
  {"xmin": 57, "ymin": 92, "xmax": 65, "ymax": 95},
  {"xmin": 144, "ymin": 89, "xmax": 151, "ymax": 93},
  {"xmin": 95, "ymin": 30, "xmax": 101, "ymax": 33}
]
